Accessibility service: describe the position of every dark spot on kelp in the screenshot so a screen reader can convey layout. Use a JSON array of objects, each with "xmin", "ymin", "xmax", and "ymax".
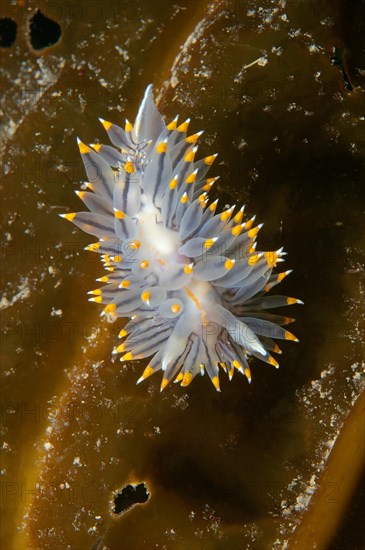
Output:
[
  {"xmin": 89, "ymin": 538, "xmax": 102, "ymax": 550},
  {"xmin": 29, "ymin": 10, "xmax": 61, "ymax": 51},
  {"xmin": 113, "ymin": 483, "xmax": 150, "ymax": 515},
  {"xmin": 330, "ymin": 46, "xmax": 354, "ymax": 91}
]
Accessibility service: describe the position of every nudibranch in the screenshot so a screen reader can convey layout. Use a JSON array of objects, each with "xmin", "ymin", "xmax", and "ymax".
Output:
[{"xmin": 60, "ymin": 85, "xmax": 302, "ymax": 391}]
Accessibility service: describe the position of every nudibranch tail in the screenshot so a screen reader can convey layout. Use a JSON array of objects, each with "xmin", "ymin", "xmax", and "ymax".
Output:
[{"xmin": 61, "ymin": 84, "xmax": 302, "ymax": 391}]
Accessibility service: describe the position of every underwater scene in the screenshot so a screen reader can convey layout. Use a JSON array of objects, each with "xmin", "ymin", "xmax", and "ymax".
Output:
[{"xmin": 1, "ymin": 1, "xmax": 364, "ymax": 549}]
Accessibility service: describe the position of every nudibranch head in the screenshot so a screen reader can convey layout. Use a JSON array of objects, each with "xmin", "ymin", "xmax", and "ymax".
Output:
[{"xmin": 61, "ymin": 85, "xmax": 302, "ymax": 392}]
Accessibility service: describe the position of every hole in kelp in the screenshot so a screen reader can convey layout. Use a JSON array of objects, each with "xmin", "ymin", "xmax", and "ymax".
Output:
[
  {"xmin": 0, "ymin": 18, "xmax": 17, "ymax": 47},
  {"xmin": 112, "ymin": 483, "xmax": 150, "ymax": 515},
  {"xmin": 29, "ymin": 9, "xmax": 61, "ymax": 51}
]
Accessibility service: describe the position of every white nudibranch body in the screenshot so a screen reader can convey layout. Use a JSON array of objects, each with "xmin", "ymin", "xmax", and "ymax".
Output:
[{"xmin": 61, "ymin": 85, "xmax": 303, "ymax": 392}]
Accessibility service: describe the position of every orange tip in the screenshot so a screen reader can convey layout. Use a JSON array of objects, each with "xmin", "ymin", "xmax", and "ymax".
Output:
[
  {"xmin": 121, "ymin": 352, "xmax": 133, "ymax": 361},
  {"xmin": 59, "ymin": 213, "xmax": 76, "ymax": 222},
  {"xmin": 212, "ymin": 376, "xmax": 221, "ymax": 392},
  {"xmin": 77, "ymin": 138, "xmax": 91, "ymax": 154},
  {"xmin": 160, "ymin": 378, "xmax": 170, "ymax": 391},
  {"xmin": 99, "ymin": 118, "xmax": 112, "ymax": 131}
]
